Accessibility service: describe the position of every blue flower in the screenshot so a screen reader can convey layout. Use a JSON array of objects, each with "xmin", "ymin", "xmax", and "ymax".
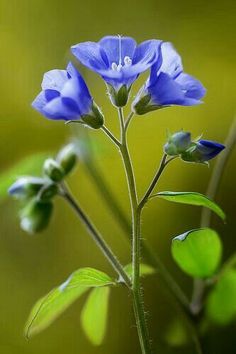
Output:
[
  {"xmin": 132, "ymin": 42, "xmax": 206, "ymax": 114},
  {"xmin": 181, "ymin": 139, "xmax": 225, "ymax": 163},
  {"xmin": 71, "ymin": 35, "xmax": 161, "ymax": 106},
  {"xmin": 32, "ymin": 63, "xmax": 103, "ymax": 128}
]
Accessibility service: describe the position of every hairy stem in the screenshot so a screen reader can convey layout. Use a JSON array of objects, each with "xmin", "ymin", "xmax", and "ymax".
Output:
[
  {"xmin": 82, "ymin": 131, "xmax": 190, "ymax": 312},
  {"xmin": 59, "ymin": 182, "xmax": 131, "ymax": 288},
  {"xmin": 118, "ymin": 107, "xmax": 152, "ymax": 354}
]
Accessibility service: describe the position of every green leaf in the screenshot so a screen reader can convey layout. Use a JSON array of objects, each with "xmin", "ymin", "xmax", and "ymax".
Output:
[
  {"xmin": 25, "ymin": 268, "xmax": 114, "ymax": 338},
  {"xmin": 0, "ymin": 152, "xmax": 51, "ymax": 202},
  {"xmin": 124, "ymin": 263, "xmax": 155, "ymax": 279},
  {"xmin": 207, "ymin": 269, "xmax": 236, "ymax": 325},
  {"xmin": 171, "ymin": 228, "xmax": 222, "ymax": 278},
  {"xmin": 153, "ymin": 191, "xmax": 225, "ymax": 221},
  {"xmin": 81, "ymin": 287, "xmax": 110, "ymax": 346}
]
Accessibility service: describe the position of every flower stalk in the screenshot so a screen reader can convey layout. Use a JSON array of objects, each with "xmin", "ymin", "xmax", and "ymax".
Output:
[
  {"xmin": 59, "ymin": 182, "xmax": 132, "ymax": 288},
  {"xmin": 117, "ymin": 107, "xmax": 152, "ymax": 354}
]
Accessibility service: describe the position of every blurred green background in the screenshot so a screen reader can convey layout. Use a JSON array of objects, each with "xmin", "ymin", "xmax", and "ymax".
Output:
[{"xmin": 0, "ymin": 0, "xmax": 236, "ymax": 353}]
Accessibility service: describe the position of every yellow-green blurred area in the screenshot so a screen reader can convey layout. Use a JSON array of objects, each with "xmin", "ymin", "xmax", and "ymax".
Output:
[{"xmin": 0, "ymin": 0, "xmax": 236, "ymax": 353}]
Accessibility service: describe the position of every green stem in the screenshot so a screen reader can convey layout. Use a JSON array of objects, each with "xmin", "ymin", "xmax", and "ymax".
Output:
[
  {"xmin": 124, "ymin": 111, "xmax": 135, "ymax": 132},
  {"xmin": 101, "ymin": 125, "xmax": 121, "ymax": 147},
  {"xmin": 82, "ymin": 131, "xmax": 190, "ymax": 312},
  {"xmin": 59, "ymin": 182, "xmax": 131, "ymax": 288},
  {"xmin": 118, "ymin": 107, "xmax": 152, "ymax": 354},
  {"xmin": 139, "ymin": 155, "xmax": 177, "ymax": 208}
]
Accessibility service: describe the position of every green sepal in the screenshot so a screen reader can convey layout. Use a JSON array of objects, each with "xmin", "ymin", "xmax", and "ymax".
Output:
[
  {"xmin": 82, "ymin": 102, "xmax": 104, "ymax": 129},
  {"xmin": 107, "ymin": 84, "xmax": 130, "ymax": 107},
  {"xmin": 133, "ymin": 93, "xmax": 162, "ymax": 115}
]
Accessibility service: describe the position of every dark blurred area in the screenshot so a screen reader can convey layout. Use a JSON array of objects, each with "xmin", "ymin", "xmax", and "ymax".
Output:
[{"xmin": 0, "ymin": 0, "xmax": 236, "ymax": 353}]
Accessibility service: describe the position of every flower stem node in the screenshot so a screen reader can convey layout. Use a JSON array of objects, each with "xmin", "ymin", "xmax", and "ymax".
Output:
[
  {"xmin": 43, "ymin": 158, "xmax": 64, "ymax": 182},
  {"xmin": 8, "ymin": 177, "xmax": 45, "ymax": 200},
  {"xmin": 20, "ymin": 199, "xmax": 53, "ymax": 234},
  {"xmin": 107, "ymin": 84, "xmax": 130, "ymax": 107},
  {"xmin": 81, "ymin": 102, "xmax": 104, "ymax": 129},
  {"xmin": 164, "ymin": 131, "xmax": 191, "ymax": 156},
  {"xmin": 56, "ymin": 144, "xmax": 78, "ymax": 175}
]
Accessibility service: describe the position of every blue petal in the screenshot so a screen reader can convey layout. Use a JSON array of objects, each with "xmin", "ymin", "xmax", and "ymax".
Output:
[
  {"xmin": 124, "ymin": 40, "xmax": 161, "ymax": 77},
  {"xmin": 157, "ymin": 42, "xmax": 183, "ymax": 79},
  {"xmin": 45, "ymin": 89, "xmax": 60, "ymax": 101},
  {"xmin": 61, "ymin": 77, "xmax": 92, "ymax": 116},
  {"xmin": 32, "ymin": 91, "xmax": 48, "ymax": 114},
  {"xmin": 62, "ymin": 63, "xmax": 92, "ymax": 115},
  {"xmin": 197, "ymin": 140, "xmax": 225, "ymax": 160},
  {"xmin": 42, "ymin": 96, "xmax": 80, "ymax": 120},
  {"xmin": 41, "ymin": 69, "xmax": 68, "ymax": 90},
  {"xmin": 175, "ymin": 73, "xmax": 206, "ymax": 100},
  {"xmin": 99, "ymin": 36, "xmax": 137, "ymax": 65},
  {"xmin": 147, "ymin": 72, "xmax": 189, "ymax": 106},
  {"xmin": 71, "ymin": 42, "xmax": 109, "ymax": 71}
]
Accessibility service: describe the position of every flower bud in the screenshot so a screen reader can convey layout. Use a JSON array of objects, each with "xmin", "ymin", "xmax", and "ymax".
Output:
[
  {"xmin": 181, "ymin": 140, "xmax": 225, "ymax": 163},
  {"xmin": 57, "ymin": 144, "xmax": 78, "ymax": 175},
  {"xmin": 43, "ymin": 158, "xmax": 64, "ymax": 182},
  {"xmin": 8, "ymin": 177, "xmax": 45, "ymax": 199},
  {"xmin": 37, "ymin": 183, "xmax": 58, "ymax": 202},
  {"xmin": 107, "ymin": 84, "xmax": 130, "ymax": 107},
  {"xmin": 81, "ymin": 102, "xmax": 104, "ymax": 129},
  {"xmin": 20, "ymin": 199, "xmax": 53, "ymax": 234},
  {"xmin": 164, "ymin": 131, "xmax": 191, "ymax": 156}
]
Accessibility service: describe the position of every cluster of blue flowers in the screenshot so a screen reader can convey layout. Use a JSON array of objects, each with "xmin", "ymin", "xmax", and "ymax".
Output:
[{"xmin": 32, "ymin": 35, "xmax": 224, "ymax": 162}]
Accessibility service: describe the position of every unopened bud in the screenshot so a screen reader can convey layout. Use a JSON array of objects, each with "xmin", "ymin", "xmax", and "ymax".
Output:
[
  {"xmin": 43, "ymin": 158, "xmax": 64, "ymax": 182},
  {"xmin": 20, "ymin": 199, "xmax": 53, "ymax": 234},
  {"xmin": 8, "ymin": 177, "xmax": 45, "ymax": 199},
  {"xmin": 164, "ymin": 131, "xmax": 191, "ymax": 156},
  {"xmin": 57, "ymin": 144, "xmax": 78, "ymax": 175},
  {"xmin": 181, "ymin": 140, "xmax": 225, "ymax": 163},
  {"xmin": 37, "ymin": 183, "xmax": 58, "ymax": 202}
]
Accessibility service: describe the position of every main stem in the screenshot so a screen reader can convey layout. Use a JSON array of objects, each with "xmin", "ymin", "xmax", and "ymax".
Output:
[
  {"xmin": 118, "ymin": 108, "xmax": 152, "ymax": 354},
  {"xmin": 60, "ymin": 183, "xmax": 131, "ymax": 288}
]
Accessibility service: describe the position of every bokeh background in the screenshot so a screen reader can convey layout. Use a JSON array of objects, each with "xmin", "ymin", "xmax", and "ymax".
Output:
[{"xmin": 0, "ymin": 0, "xmax": 236, "ymax": 353}]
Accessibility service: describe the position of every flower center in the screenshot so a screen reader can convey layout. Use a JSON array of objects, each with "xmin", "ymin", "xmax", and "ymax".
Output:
[{"xmin": 111, "ymin": 35, "xmax": 132, "ymax": 71}]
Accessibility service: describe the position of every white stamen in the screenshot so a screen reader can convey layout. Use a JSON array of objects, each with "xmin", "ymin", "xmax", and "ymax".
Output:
[
  {"xmin": 110, "ymin": 36, "xmax": 133, "ymax": 71},
  {"xmin": 111, "ymin": 62, "xmax": 118, "ymax": 71},
  {"xmin": 124, "ymin": 56, "xmax": 132, "ymax": 66}
]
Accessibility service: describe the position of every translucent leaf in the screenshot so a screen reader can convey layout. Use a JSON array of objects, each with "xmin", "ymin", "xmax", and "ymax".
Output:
[
  {"xmin": 25, "ymin": 268, "xmax": 114, "ymax": 338},
  {"xmin": 153, "ymin": 191, "xmax": 225, "ymax": 221},
  {"xmin": 124, "ymin": 263, "xmax": 155, "ymax": 279},
  {"xmin": 171, "ymin": 228, "xmax": 222, "ymax": 278},
  {"xmin": 81, "ymin": 287, "xmax": 110, "ymax": 346},
  {"xmin": 207, "ymin": 269, "xmax": 236, "ymax": 325},
  {"xmin": 0, "ymin": 152, "xmax": 51, "ymax": 202}
]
